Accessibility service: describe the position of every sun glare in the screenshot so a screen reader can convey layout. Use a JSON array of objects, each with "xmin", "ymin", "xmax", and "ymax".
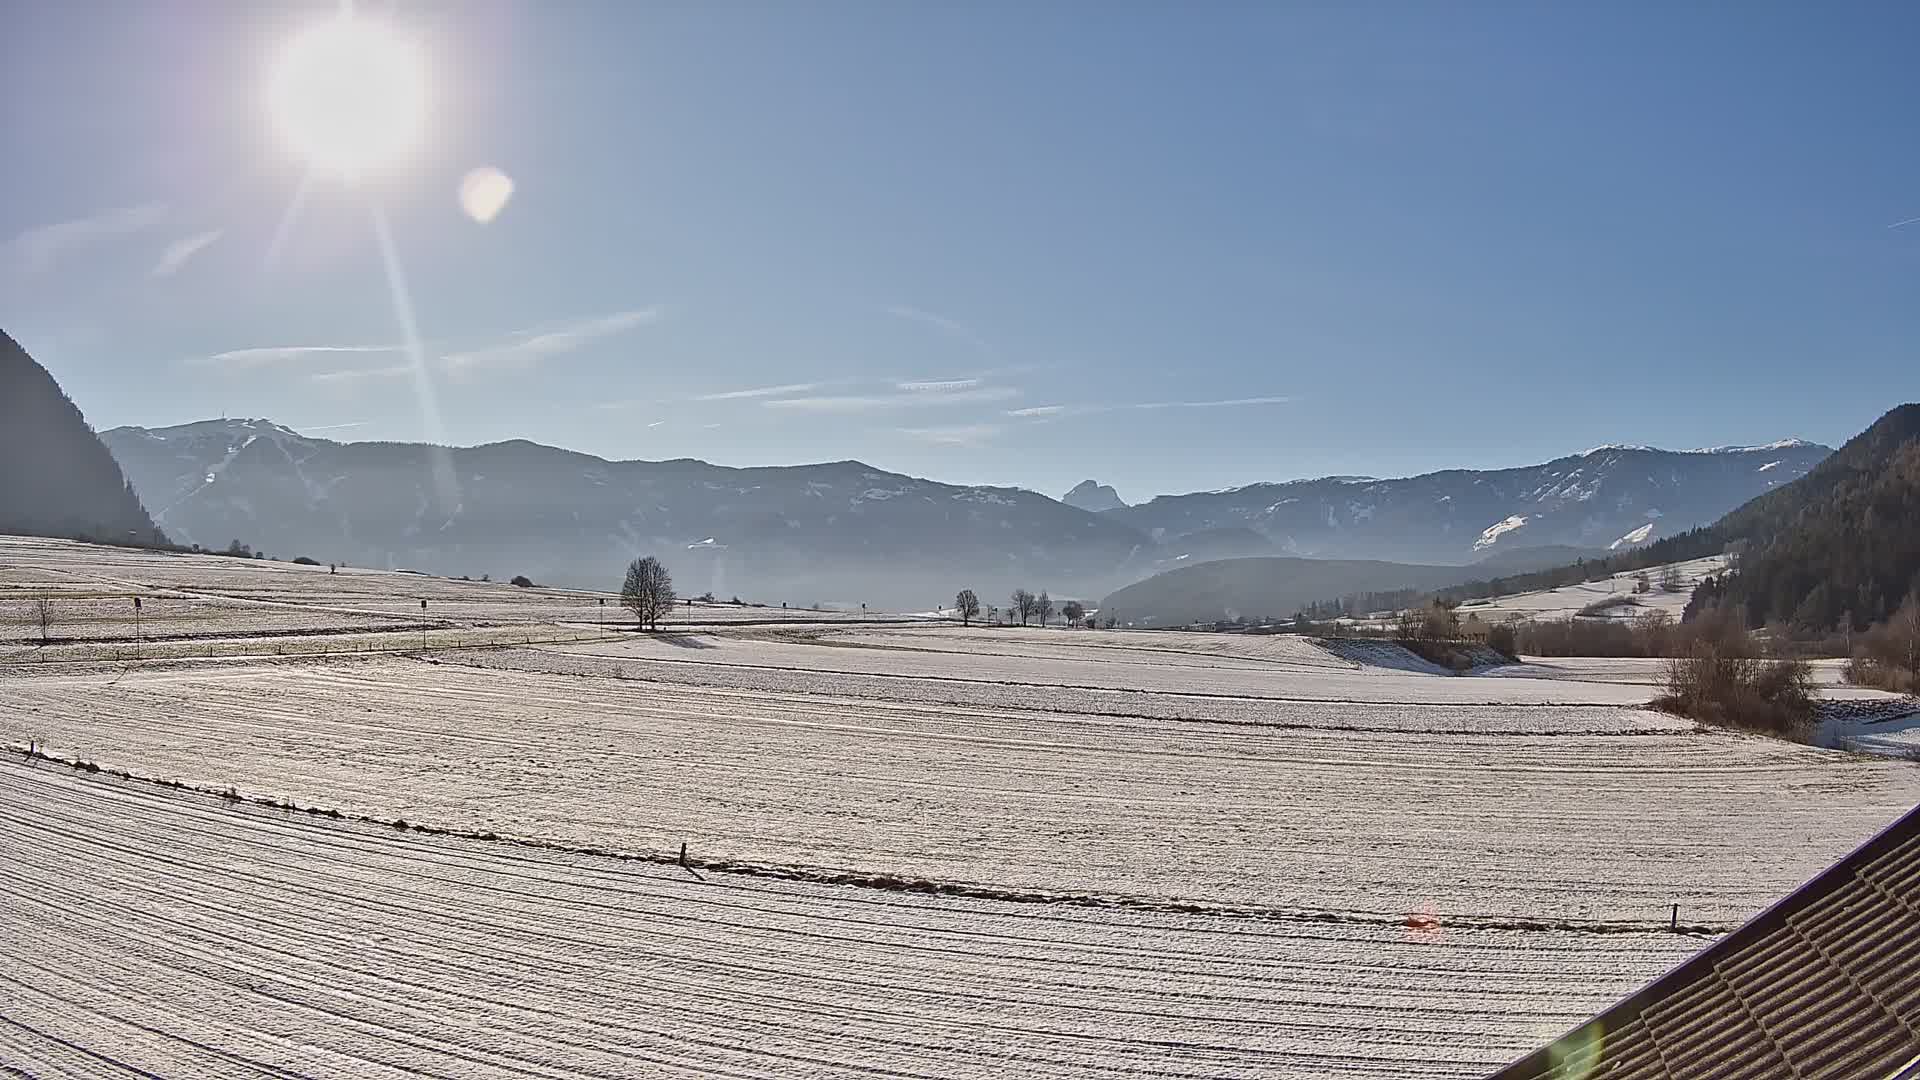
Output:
[{"xmin": 269, "ymin": 17, "xmax": 427, "ymax": 178}]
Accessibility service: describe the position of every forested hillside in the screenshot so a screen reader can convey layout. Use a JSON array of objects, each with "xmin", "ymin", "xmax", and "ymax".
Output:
[
  {"xmin": 0, "ymin": 330, "xmax": 164, "ymax": 546},
  {"xmin": 1695, "ymin": 404, "xmax": 1920, "ymax": 631},
  {"xmin": 1441, "ymin": 405, "xmax": 1920, "ymax": 633}
]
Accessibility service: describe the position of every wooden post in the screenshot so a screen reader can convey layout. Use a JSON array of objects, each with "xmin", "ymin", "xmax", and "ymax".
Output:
[{"xmin": 1671, "ymin": 903, "xmax": 1678, "ymax": 930}]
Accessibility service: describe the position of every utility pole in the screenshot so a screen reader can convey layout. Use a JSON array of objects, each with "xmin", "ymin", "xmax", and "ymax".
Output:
[
  {"xmin": 419, "ymin": 598, "xmax": 428, "ymax": 652},
  {"xmin": 133, "ymin": 596, "xmax": 142, "ymax": 660}
]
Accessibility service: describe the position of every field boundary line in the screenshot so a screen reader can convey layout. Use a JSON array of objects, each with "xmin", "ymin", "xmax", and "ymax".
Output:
[
  {"xmin": 425, "ymin": 651, "xmax": 1688, "ymax": 736},
  {"xmin": 490, "ymin": 644, "xmax": 1655, "ymax": 710}
]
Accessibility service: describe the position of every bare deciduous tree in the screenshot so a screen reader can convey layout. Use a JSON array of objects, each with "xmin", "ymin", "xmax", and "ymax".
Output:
[
  {"xmin": 33, "ymin": 596, "xmax": 53, "ymax": 645},
  {"xmin": 1659, "ymin": 564, "xmax": 1685, "ymax": 593},
  {"xmin": 621, "ymin": 556, "xmax": 675, "ymax": 631},
  {"xmin": 1851, "ymin": 592, "xmax": 1920, "ymax": 692},
  {"xmin": 1036, "ymin": 591, "xmax": 1054, "ymax": 627},
  {"xmin": 1062, "ymin": 600, "xmax": 1085, "ymax": 628},
  {"xmin": 1009, "ymin": 588, "xmax": 1035, "ymax": 627},
  {"xmin": 954, "ymin": 589, "xmax": 980, "ymax": 626}
]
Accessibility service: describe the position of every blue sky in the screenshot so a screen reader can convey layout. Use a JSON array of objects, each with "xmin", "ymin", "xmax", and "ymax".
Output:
[{"xmin": 4, "ymin": 1, "xmax": 1917, "ymax": 501}]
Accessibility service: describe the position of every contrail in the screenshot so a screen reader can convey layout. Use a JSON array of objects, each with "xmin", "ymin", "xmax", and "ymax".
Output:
[{"xmin": 1888, "ymin": 216, "xmax": 1920, "ymax": 230}]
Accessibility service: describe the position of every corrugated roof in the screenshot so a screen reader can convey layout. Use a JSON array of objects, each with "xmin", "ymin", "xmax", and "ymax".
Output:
[{"xmin": 1488, "ymin": 803, "xmax": 1920, "ymax": 1080}]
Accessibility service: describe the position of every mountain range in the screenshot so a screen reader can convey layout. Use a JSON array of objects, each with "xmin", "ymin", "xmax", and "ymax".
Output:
[
  {"xmin": 1100, "ymin": 440, "xmax": 1830, "ymax": 564},
  {"xmin": 97, "ymin": 415, "xmax": 1831, "ymax": 610},
  {"xmin": 100, "ymin": 419, "xmax": 1147, "ymax": 609}
]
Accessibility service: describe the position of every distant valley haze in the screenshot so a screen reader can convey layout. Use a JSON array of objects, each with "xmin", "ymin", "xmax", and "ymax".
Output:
[{"xmin": 98, "ymin": 411, "xmax": 1828, "ymax": 611}]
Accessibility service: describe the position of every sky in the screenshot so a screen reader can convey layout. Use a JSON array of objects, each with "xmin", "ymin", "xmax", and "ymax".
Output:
[{"xmin": 4, "ymin": 1, "xmax": 1918, "ymax": 502}]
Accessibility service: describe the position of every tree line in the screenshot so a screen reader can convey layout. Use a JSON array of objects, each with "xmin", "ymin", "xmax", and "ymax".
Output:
[{"xmin": 952, "ymin": 587, "xmax": 1087, "ymax": 628}]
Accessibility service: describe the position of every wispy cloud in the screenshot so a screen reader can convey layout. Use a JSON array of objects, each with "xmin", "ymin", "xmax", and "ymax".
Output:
[
  {"xmin": 193, "ymin": 344, "xmax": 406, "ymax": 370},
  {"xmin": 307, "ymin": 365, "xmax": 412, "ymax": 385},
  {"xmin": 647, "ymin": 420, "xmax": 667, "ymax": 428},
  {"xmin": 6, "ymin": 202, "xmax": 168, "ymax": 273},
  {"xmin": 762, "ymin": 395, "xmax": 895, "ymax": 413},
  {"xmin": 1005, "ymin": 396, "xmax": 1293, "ymax": 420},
  {"xmin": 1131, "ymin": 395, "xmax": 1294, "ymax": 410},
  {"xmin": 443, "ymin": 308, "xmax": 660, "ymax": 373},
  {"xmin": 896, "ymin": 377, "xmax": 981, "ymax": 393},
  {"xmin": 150, "ymin": 229, "xmax": 222, "ymax": 278},
  {"xmin": 694, "ymin": 381, "xmax": 820, "ymax": 401},
  {"xmin": 764, "ymin": 385, "xmax": 1019, "ymax": 413},
  {"xmin": 885, "ymin": 304, "xmax": 995, "ymax": 355},
  {"xmin": 897, "ymin": 423, "xmax": 1002, "ymax": 447}
]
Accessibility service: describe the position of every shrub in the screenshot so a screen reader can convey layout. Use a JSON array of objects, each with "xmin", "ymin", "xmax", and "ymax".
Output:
[
  {"xmin": 1654, "ymin": 645, "xmax": 1816, "ymax": 737},
  {"xmin": 1845, "ymin": 654, "xmax": 1917, "ymax": 694},
  {"xmin": 1844, "ymin": 594, "xmax": 1920, "ymax": 693},
  {"xmin": 292, "ymin": 556, "xmax": 320, "ymax": 566},
  {"xmin": 1578, "ymin": 595, "xmax": 1639, "ymax": 617},
  {"xmin": 1486, "ymin": 622, "xmax": 1518, "ymax": 659},
  {"xmin": 1403, "ymin": 638, "xmax": 1474, "ymax": 671},
  {"xmin": 510, "ymin": 575, "xmax": 534, "ymax": 588}
]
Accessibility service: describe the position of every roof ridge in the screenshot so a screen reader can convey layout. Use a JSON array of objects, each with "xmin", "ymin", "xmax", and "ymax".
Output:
[{"xmin": 1486, "ymin": 801, "xmax": 1920, "ymax": 1079}]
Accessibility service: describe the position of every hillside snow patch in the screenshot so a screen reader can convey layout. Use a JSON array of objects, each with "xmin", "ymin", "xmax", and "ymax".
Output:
[
  {"xmin": 1609, "ymin": 522, "xmax": 1656, "ymax": 549},
  {"xmin": 1473, "ymin": 515, "xmax": 1528, "ymax": 551}
]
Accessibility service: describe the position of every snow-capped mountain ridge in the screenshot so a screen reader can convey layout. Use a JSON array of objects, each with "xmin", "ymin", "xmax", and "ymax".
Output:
[
  {"xmin": 102, "ymin": 420, "xmax": 1151, "ymax": 609},
  {"xmin": 1107, "ymin": 440, "xmax": 1833, "ymax": 564},
  {"xmin": 1686, "ymin": 438, "xmax": 1817, "ymax": 454},
  {"xmin": 101, "ymin": 418, "xmax": 1834, "ymax": 606}
]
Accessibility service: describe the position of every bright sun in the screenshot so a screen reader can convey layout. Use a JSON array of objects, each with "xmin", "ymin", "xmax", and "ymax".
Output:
[{"xmin": 269, "ymin": 17, "xmax": 427, "ymax": 177}]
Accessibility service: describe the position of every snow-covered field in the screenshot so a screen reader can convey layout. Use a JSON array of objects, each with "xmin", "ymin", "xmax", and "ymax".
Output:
[
  {"xmin": 546, "ymin": 630, "xmax": 1662, "ymax": 705},
  {"xmin": 3, "ymin": 537, "xmax": 1919, "ymax": 1077},
  {"xmin": 0, "ymin": 535, "xmax": 913, "ymax": 661},
  {"xmin": 10, "ymin": 649, "xmax": 1919, "ymax": 925},
  {"xmin": 0, "ymin": 763, "xmax": 1702, "ymax": 1079},
  {"xmin": 1451, "ymin": 555, "xmax": 1729, "ymax": 624}
]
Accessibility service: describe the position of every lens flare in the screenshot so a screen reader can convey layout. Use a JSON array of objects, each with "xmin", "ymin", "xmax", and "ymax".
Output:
[{"xmin": 459, "ymin": 167, "xmax": 515, "ymax": 223}]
